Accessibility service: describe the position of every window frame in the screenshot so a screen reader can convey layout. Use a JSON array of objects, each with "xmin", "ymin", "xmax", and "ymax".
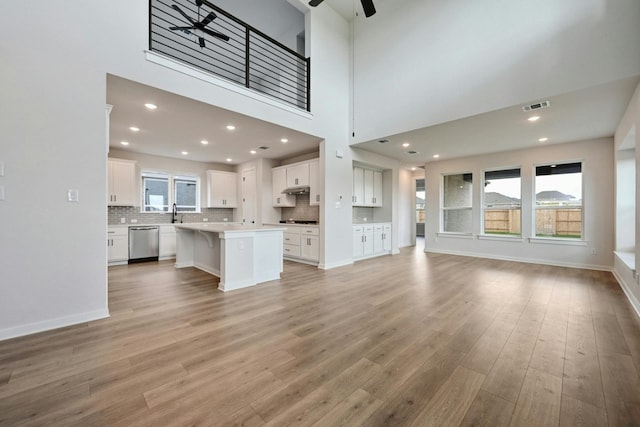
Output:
[
  {"xmin": 481, "ymin": 166, "xmax": 522, "ymax": 238},
  {"xmin": 140, "ymin": 170, "xmax": 201, "ymax": 214},
  {"xmin": 440, "ymin": 172, "xmax": 473, "ymax": 235},
  {"xmin": 533, "ymin": 160, "xmax": 584, "ymax": 241}
]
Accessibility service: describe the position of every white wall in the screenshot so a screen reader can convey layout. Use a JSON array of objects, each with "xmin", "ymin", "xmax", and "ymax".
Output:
[
  {"xmin": 424, "ymin": 138, "xmax": 615, "ymax": 270},
  {"xmin": 0, "ymin": 0, "xmax": 352, "ymax": 338},
  {"xmin": 613, "ymin": 82, "xmax": 640, "ymax": 316},
  {"xmin": 397, "ymin": 168, "xmax": 414, "ymax": 248},
  {"xmin": 351, "ymin": 0, "xmax": 640, "ymax": 142}
]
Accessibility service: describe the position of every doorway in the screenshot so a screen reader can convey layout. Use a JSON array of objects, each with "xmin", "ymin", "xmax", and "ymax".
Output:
[{"xmin": 416, "ymin": 178, "xmax": 425, "ymax": 238}]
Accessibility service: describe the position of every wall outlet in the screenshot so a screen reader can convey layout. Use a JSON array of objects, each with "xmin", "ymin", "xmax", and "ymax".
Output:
[
  {"xmin": 131, "ymin": 219, "xmax": 137, "ymax": 223},
  {"xmin": 591, "ymin": 248, "xmax": 597, "ymax": 255},
  {"xmin": 223, "ymin": 218, "xmax": 228, "ymax": 222},
  {"xmin": 120, "ymin": 217, "xmax": 126, "ymax": 224},
  {"xmin": 203, "ymin": 218, "xmax": 208, "ymax": 222},
  {"xmin": 67, "ymin": 189, "xmax": 79, "ymax": 202}
]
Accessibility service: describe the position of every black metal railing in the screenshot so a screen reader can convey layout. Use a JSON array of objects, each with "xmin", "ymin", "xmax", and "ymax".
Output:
[{"xmin": 149, "ymin": 0, "xmax": 310, "ymax": 111}]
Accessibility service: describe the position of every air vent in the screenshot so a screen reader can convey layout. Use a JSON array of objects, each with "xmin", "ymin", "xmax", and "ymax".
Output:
[
  {"xmin": 522, "ymin": 100, "xmax": 550, "ymax": 112},
  {"xmin": 407, "ymin": 150, "xmax": 419, "ymax": 155},
  {"xmin": 258, "ymin": 146, "xmax": 270, "ymax": 150},
  {"xmin": 378, "ymin": 139, "xmax": 389, "ymax": 144}
]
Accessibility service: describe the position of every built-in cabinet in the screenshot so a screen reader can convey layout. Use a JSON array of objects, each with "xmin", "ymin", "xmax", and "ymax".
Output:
[
  {"xmin": 107, "ymin": 227, "xmax": 128, "ymax": 264},
  {"xmin": 352, "ymin": 166, "xmax": 382, "ymax": 207},
  {"xmin": 309, "ymin": 159, "xmax": 320, "ymax": 206},
  {"xmin": 272, "ymin": 167, "xmax": 296, "ymax": 207},
  {"xmin": 206, "ymin": 170, "xmax": 237, "ymax": 208},
  {"xmin": 108, "ymin": 159, "xmax": 136, "ymax": 206},
  {"xmin": 283, "ymin": 226, "xmax": 319, "ymax": 264},
  {"xmin": 353, "ymin": 223, "xmax": 391, "ymax": 259},
  {"xmin": 159, "ymin": 225, "xmax": 176, "ymax": 259},
  {"xmin": 272, "ymin": 159, "xmax": 320, "ymax": 207}
]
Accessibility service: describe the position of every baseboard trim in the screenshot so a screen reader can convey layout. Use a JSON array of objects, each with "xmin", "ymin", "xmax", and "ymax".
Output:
[
  {"xmin": 424, "ymin": 248, "xmax": 612, "ymax": 272},
  {"xmin": 0, "ymin": 308, "xmax": 110, "ymax": 342},
  {"xmin": 612, "ymin": 269, "xmax": 640, "ymax": 319},
  {"xmin": 319, "ymin": 259, "xmax": 354, "ymax": 270}
]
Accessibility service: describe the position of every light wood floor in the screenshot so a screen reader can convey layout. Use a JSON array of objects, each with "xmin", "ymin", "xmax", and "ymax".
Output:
[{"xmin": 1, "ymin": 247, "xmax": 640, "ymax": 426}]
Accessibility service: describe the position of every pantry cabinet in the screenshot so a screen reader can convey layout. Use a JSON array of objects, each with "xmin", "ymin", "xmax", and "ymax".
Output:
[
  {"xmin": 206, "ymin": 170, "xmax": 238, "ymax": 208},
  {"xmin": 108, "ymin": 159, "xmax": 136, "ymax": 206}
]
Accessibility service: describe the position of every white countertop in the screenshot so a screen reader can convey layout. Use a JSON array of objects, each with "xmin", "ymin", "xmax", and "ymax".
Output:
[
  {"xmin": 175, "ymin": 223, "xmax": 286, "ymax": 233},
  {"xmin": 263, "ymin": 222, "xmax": 319, "ymax": 228}
]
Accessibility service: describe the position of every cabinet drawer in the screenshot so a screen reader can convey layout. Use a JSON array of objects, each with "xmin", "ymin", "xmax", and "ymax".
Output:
[
  {"xmin": 300, "ymin": 227, "xmax": 319, "ymax": 235},
  {"xmin": 107, "ymin": 227, "xmax": 128, "ymax": 237},
  {"xmin": 284, "ymin": 233, "xmax": 301, "ymax": 246},
  {"xmin": 283, "ymin": 244, "xmax": 301, "ymax": 257}
]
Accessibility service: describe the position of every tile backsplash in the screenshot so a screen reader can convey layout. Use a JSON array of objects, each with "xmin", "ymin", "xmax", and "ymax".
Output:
[
  {"xmin": 108, "ymin": 206, "xmax": 235, "ymax": 225},
  {"xmin": 352, "ymin": 207, "xmax": 375, "ymax": 223},
  {"xmin": 280, "ymin": 194, "xmax": 319, "ymax": 222}
]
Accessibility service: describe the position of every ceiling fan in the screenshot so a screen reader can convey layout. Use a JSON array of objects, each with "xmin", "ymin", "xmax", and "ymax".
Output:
[
  {"xmin": 308, "ymin": 0, "xmax": 376, "ymax": 18},
  {"xmin": 170, "ymin": 0, "xmax": 230, "ymax": 48}
]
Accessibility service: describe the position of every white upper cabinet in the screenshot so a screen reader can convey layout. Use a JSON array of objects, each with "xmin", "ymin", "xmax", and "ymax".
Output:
[
  {"xmin": 286, "ymin": 163, "xmax": 310, "ymax": 187},
  {"xmin": 108, "ymin": 158, "xmax": 136, "ymax": 206},
  {"xmin": 309, "ymin": 159, "xmax": 320, "ymax": 206},
  {"xmin": 353, "ymin": 166, "xmax": 382, "ymax": 207},
  {"xmin": 206, "ymin": 170, "xmax": 237, "ymax": 208},
  {"xmin": 272, "ymin": 167, "xmax": 295, "ymax": 207}
]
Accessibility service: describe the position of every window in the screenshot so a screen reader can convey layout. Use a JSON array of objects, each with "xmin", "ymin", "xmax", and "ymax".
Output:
[
  {"xmin": 174, "ymin": 176, "xmax": 198, "ymax": 212},
  {"xmin": 416, "ymin": 179, "xmax": 425, "ymax": 223},
  {"xmin": 442, "ymin": 173, "xmax": 472, "ymax": 233},
  {"xmin": 142, "ymin": 171, "xmax": 199, "ymax": 213},
  {"xmin": 142, "ymin": 172, "xmax": 169, "ymax": 212},
  {"xmin": 483, "ymin": 168, "xmax": 521, "ymax": 236},
  {"xmin": 535, "ymin": 162, "xmax": 582, "ymax": 239}
]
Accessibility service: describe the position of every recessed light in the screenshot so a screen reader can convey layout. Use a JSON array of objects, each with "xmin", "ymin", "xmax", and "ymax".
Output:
[
  {"xmin": 402, "ymin": 142, "xmax": 410, "ymax": 147},
  {"xmin": 433, "ymin": 154, "xmax": 440, "ymax": 158},
  {"xmin": 226, "ymin": 125, "xmax": 236, "ymax": 131},
  {"xmin": 120, "ymin": 141, "xmax": 129, "ymax": 146},
  {"xmin": 538, "ymin": 137, "xmax": 548, "ymax": 142},
  {"xmin": 201, "ymin": 140, "xmax": 209, "ymax": 145},
  {"xmin": 144, "ymin": 103, "xmax": 157, "ymax": 110},
  {"xmin": 528, "ymin": 116, "xmax": 540, "ymax": 122},
  {"xmin": 226, "ymin": 158, "xmax": 232, "ymax": 162},
  {"xmin": 250, "ymin": 150, "xmax": 257, "ymax": 154},
  {"xmin": 129, "ymin": 126, "xmax": 140, "ymax": 132},
  {"xmin": 281, "ymin": 138, "xmax": 288, "ymax": 143},
  {"xmin": 181, "ymin": 151, "xmax": 188, "ymax": 155}
]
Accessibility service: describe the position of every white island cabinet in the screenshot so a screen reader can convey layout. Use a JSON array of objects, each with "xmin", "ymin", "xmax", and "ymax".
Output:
[{"xmin": 174, "ymin": 223, "xmax": 285, "ymax": 292}]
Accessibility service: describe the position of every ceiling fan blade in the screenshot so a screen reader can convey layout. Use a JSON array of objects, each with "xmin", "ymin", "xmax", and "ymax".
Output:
[
  {"xmin": 171, "ymin": 4, "xmax": 196, "ymax": 25},
  {"xmin": 308, "ymin": 0, "xmax": 324, "ymax": 6},
  {"xmin": 200, "ymin": 11, "xmax": 217, "ymax": 26},
  {"xmin": 360, "ymin": 0, "xmax": 376, "ymax": 17},
  {"xmin": 198, "ymin": 37, "xmax": 206, "ymax": 48},
  {"xmin": 202, "ymin": 27, "xmax": 230, "ymax": 41}
]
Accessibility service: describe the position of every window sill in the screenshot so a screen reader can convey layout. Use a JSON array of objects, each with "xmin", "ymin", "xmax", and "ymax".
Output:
[
  {"xmin": 614, "ymin": 251, "xmax": 636, "ymax": 271},
  {"xmin": 528, "ymin": 237, "xmax": 588, "ymax": 246},
  {"xmin": 437, "ymin": 232, "xmax": 473, "ymax": 239},
  {"xmin": 478, "ymin": 235, "xmax": 524, "ymax": 243}
]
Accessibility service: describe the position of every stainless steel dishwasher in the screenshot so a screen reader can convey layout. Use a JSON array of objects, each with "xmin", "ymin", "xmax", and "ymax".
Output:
[{"xmin": 128, "ymin": 226, "xmax": 159, "ymax": 263}]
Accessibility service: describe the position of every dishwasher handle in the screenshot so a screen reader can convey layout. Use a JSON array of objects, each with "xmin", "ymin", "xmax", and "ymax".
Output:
[{"xmin": 129, "ymin": 226, "xmax": 159, "ymax": 231}]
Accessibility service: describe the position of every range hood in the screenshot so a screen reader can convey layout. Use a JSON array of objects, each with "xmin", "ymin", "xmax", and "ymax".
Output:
[{"xmin": 281, "ymin": 185, "xmax": 310, "ymax": 195}]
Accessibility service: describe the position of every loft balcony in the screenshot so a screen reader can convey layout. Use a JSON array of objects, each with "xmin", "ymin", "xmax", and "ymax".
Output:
[{"xmin": 149, "ymin": 0, "xmax": 310, "ymax": 112}]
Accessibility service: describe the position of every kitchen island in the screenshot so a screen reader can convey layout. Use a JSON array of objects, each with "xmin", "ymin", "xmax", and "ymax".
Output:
[{"xmin": 174, "ymin": 223, "xmax": 286, "ymax": 292}]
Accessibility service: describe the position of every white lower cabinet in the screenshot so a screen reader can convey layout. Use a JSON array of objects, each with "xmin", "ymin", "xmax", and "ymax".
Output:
[
  {"xmin": 282, "ymin": 226, "xmax": 319, "ymax": 264},
  {"xmin": 107, "ymin": 227, "xmax": 128, "ymax": 264},
  {"xmin": 159, "ymin": 225, "xmax": 176, "ymax": 259},
  {"xmin": 354, "ymin": 223, "xmax": 391, "ymax": 260}
]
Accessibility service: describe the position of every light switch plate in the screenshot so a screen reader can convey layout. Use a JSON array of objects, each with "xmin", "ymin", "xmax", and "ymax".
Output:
[
  {"xmin": 67, "ymin": 189, "xmax": 79, "ymax": 202},
  {"xmin": 0, "ymin": 185, "xmax": 4, "ymax": 201},
  {"xmin": 0, "ymin": 161, "xmax": 4, "ymax": 176}
]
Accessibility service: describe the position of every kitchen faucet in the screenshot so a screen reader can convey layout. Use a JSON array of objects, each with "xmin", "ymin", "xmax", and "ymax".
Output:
[{"xmin": 171, "ymin": 203, "xmax": 177, "ymax": 223}]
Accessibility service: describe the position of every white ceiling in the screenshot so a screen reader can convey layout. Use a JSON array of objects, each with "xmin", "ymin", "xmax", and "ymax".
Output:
[
  {"xmin": 107, "ymin": 74, "xmax": 321, "ymax": 164},
  {"xmin": 352, "ymin": 76, "xmax": 640, "ymax": 168}
]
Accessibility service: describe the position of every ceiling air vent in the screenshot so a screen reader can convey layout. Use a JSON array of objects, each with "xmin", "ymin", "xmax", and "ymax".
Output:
[
  {"xmin": 378, "ymin": 139, "xmax": 389, "ymax": 144},
  {"xmin": 258, "ymin": 146, "xmax": 270, "ymax": 150},
  {"xmin": 407, "ymin": 150, "xmax": 419, "ymax": 155},
  {"xmin": 522, "ymin": 100, "xmax": 550, "ymax": 112}
]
